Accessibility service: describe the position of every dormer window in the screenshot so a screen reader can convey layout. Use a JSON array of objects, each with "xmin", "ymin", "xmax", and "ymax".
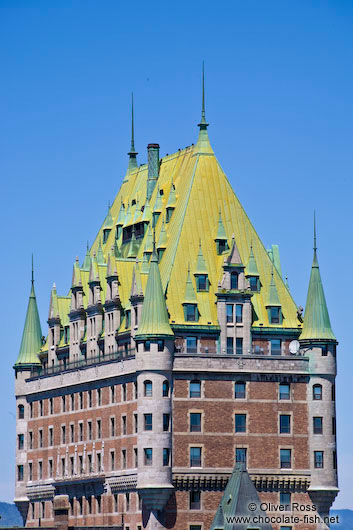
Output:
[
  {"xmin": 103, "ymin": 228, "xmax": 110, "ymax": 244},
  {"xmin": 217, "ymin": 240, "xmax": 227, "ymax": 255},
  {"xmin": 166, "ymin": 208, "xmax": 174, "ymax": 223},
  {"xmin": 269, "ymin": 306, "xmax": 281, "ymax": 324},
  {"xmin": 125, "ymin": 310, "xmax": 131, "ymax": 329},
  {"xmin": 196, "ymin": 274, "xmax": 208, "ymax": 292},
  {"xmin": 248, "ymin": 276, "xmax": 259, "ymax": 291},
  {"xmin": 230, "ymin": 272, "xmax": 238, "ymax": 289},
  {"xmin": 184, "ymin": 304, "xmax": 198, "ymax": 322},
  {"xmin": 158, "ymin": 248, "xmax": 165, "ymax": 261}
]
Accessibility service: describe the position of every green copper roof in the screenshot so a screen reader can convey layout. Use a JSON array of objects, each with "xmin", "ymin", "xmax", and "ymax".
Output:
[
  {"xmin": 135, "ymin": 247, "xmax": 173, "ymax": 339},
  {"xmin": 210, "ymin": 463, "xmax": 273, "ymax": 530},
  {"xmin": 183, "ymin": 266, "xmax": 197, "ymax": 303},
  {"xmin": 89, "ymin": 253, "xmax": 99, "ymax": 282},
  {"xmin": 153, "ymin": 186, "xmax": 163, "ymax": 213},
  {"xmin": 245, "ymin": 245, "xmax": 259, "ymax": 276},
  {"xmin": 114, "ymin": 238, "xmax": 122, "ymax": 259},
  {"xmin": 96, "ymin": 239, "xmax": 105, "ymax": 265},
  {"xmin": 106, "ymin": 251, "xmax": 118, "ymax": 278},
  {"xmin": 266, "ymin": 270, "xmax": 281, "ymax": 307},
  {"xmin": 143, "ymin": 224, "xmax": 153, "ymax": 254},
  {"xmin": 195, "ymin": 241, "xmax": 208, "ymax": 274},
  {"xmin": 215, "ymin": 209, "xmax": 227, "ymax": 241},
  {"xmin": 130, "ymin": 259, "xmax": 143, "ymax": 298},
  {"xmin": 142, "ymin": 197, "xmax": 152, "ymax": 222},
  {"xmin": 15, "ymin": 268, "xmax": 42, "ymax": 367},
  {"xmin": 166, "ymin": 180, "xmax": 177, "ymax": 209},
  {"xmin": 117, "ymin": 201, "xmax": 125, "ymax": 226},
  {"xmin": 103, "ymin": 205, "xmax": 113, "ymax": 229},
  {"xmin": 300, "ymin": 246, "xmax": 336, "ymax": 341},
  {"xmin": 124, "ymin": 202, "xmax": 132, "ymax": 226},
  {"xmin": 157, "ymin": 217, "xmax": 167, "ymax": 249},
  {"xmin": 82, "ymin": 242, "xmax": 91, "ymax": 271},
  {"xmin": 127, "ymin": 226, "xmax": 139, "ymax": 258},
  {"xmin": 72, "ymin": 257, "xmax": 82, "ymax": 288}
]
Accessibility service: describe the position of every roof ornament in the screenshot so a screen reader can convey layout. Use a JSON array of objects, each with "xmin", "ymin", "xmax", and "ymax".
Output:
[
  {"xmin": 313, "ymin": 210, "xmax": 317, "ymax": 253},
  {"xmin": 127, "ymin": 92, "xmax": 138, "ymax": 172},
  {"xmin": 198, "ymin": 61, "xmax": 209, "ymax": 131},
  {"xmin": 31, "ymin": 253, "xmax": 34, "ymax": 285}
]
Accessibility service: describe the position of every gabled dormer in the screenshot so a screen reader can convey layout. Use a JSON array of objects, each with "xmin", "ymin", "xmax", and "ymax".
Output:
[
  {"xmin": 266, "ymin": 269, "xmax": 282, "ymax": 324},
  {"xmin": 105, "ymin": 251, "xmax": 120, "ymax": 302},
  {"xmin": 102, "ymin": 205, "xmax": 113, "ymax": 244},
  {"xmin": 166, "ymin": 179, "xmax": 176, "ymax": 223},
  {"xmin": 183, "ymin": 266, "xmax": 199, "ymax": 322},
  {"xmin": 88, "ymin": 253, "xmax": 101, "ymax": 306},
  {"xmin": 194, "ymin": 242, "xmax": 209, "ymax": 292},
  {"xmin": 245, "ymin": 244, "xmax": 260, "ymax": 292},
  {"xmin": 71, "ymin": 257, "xmax": 84, "ymax": 311},
  {"xmin": 157, "ymin": 217, "xmax": 167, "ymax": 261},
  {"xmin": 153, "ymin": 185, "xmax": 163, "ymax": 226},
  {"xmin": 116, "ymin": 201, "xmax": 125, "ymax": 240},
  {"xmin": 220, "ymin": 235, "xmax": 245, "ymax": 290},
  {"xmin": 96, "ymin": 239, "xmax": 105, "ymax": 265},
  {"xmin": 214, "ymin": 209, "xmax": 229, "ymax": 255}
]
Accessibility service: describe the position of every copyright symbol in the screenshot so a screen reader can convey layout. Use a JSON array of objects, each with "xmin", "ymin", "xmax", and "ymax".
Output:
[{"xmin": 248, "ymin": 502, "xmax": 257, "ymax": 511}]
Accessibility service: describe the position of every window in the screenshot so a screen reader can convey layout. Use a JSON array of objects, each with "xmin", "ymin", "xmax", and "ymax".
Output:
[
  {"xmin": 333, "ymin": 450, "xmax": 337, "ymax": 470},
  {"xmin": 97, "ymin": 453, "xmax": 102, "ymax": 472},
  {"xmin": 70, "ymin": 424, "xmax": 75, "ymax": 443},
  {"xmin": 163, "ymin": 413, "xmax": 170, "ymax": 432},
  {"xmin": 185, "ymin": 304, "xmax": 197, "ymax": 322},
  {"xmin": 122, "ymin": 383, "xmax": 127, "ymax": 401},
  {"xmin": 313, "ymin": 384, "xmax": 322, "ymax": 400},
  {"xmin": 30, "ymin": 402, "xmax": 33, "ymax": 418},
  {"xmin": 134, "ymin": 413, "xmax": 138, "ymax": 434},
  {"xmin": 280, "ymin": 449, "xmax": 291, "ymax": 469},
  {"xmin": 88, "ymin": 454, "xmax": 93, "ymax": 473},
  {"xmin": 190, "ymin": 526, "xmax": 202, "ymax": 530},
  {"xmin": 97, "ymin": 496, "xmax": 101, "ymax": 513},
  {"xmin": 97, "ymin": 388, "xmax": 102, "ymax": 406},
  {"xmin": 279, "ymin": 383, "xmax": 290, "ymax": 400},
  {"xmin": 314, "ymin": 451, "xmax": 324, "ymax": 468},
  {"xmin": 97, "ymin": 419, "xmax": 102, "ymax": 438},
  {"xmin": 70, "ymin": 456, "xmax": 74, "ymax": 475},
  {"xmin": 62, "ymin": 395, "xmax": 66, "ymax": 412},
  {"xmin": 235, "ymin": 382, "xmax": 246, "ymax": 399},
  {"xmin": 226, "ymin": 304, "xmax": 234, "ymax": 323},
  {"xmin": 227, "ymin": 337, "xmax": 234, "ymax": 354},
  {"xmin": 110, "ymin": 451, "xmax": 115, "ymax": 471},
  {"xmin": 189, "ymin": 491, "xmax": 201, "ymax": 510},
  {"xmin": 235, "ymin": 414, "xmax": 246, "ymax": 433},
  {"xmin": 332, "ymin": 417, "xmax": 336, "ymax": 435},
  {"xmin": 61, "ymin": 426, "xmax": 66, "ymax": 444},
  {"xmin": 88, "ymin": 390, "xmax": 92, "ymax": 408},
  {"xmin": 88, "ymin": 421, "xmax": 92, "ymax": 440},
  {"xmin": 249, "ymin": 276, "xmax": 258, "ymax": 291},
  {"xmin": 280, "ymin": 415, "xmax": 291, "ymax": 434},
  {"xmin": 162, "ymin": 380, "xmax": 169, "ymax": 397},
  {"xmin": 125, "ymin": 492, "xmax": 130, "ymax": 512},
  {"xmin": 190, "ymin": 380, "xmax": 201, "ymax": 398},
  {"xmin": 313, "ymin": 417, "xmax": 323, "ymax": 434},
  {"xmin": 321, "ymin": 345, "xmax": 328, "ymax": 356},
  {"xmin": 144, "ymin": 380, "xmax": 152, "ymax": 397},
  {"xmin": 144, "ymin": 340, "xmax": 151, "ymax": 352},
  {"xmin": 18, "ymin": 404, "xmax": 24, "ymax": 419},
  {"xmin": 271, "ymin": 339, "xmax": 281, "ymax": 356},
  {"xmin": 79, "ymin": 423, "xmax": 83, "ymax": 442},
  {"xmin": 157, "ymin": 340, "xmax": 164, "ymax": 352},
  {"xmin": 196, "ymin": 274, "xmax": 208, "ymax": 291},
  {"xmin": 144, "ymin": 414, "xmax": 153, "ymax": 431},
  {"xmin": 236, "ymin": 304, "xmax": 243, "ymax": 323},
  {"xmin": 134, "ymin": 448, "xmax": 138, "ymax": 467},
  {"xmin": 280, "ymin": 492, "xmax": 291, "ymax": 511},
  {"xmin": 122, "ymin": 416, "xmax": 127, "ymax": 435},
  {"xmin": 270, "ymin": 306, "xmax": 280, "ymax": 324},
  {"xmin": 18, "ymin": 434, "xmax": 24, "ymax": 450},
  {"xmin": 49, "ymin": 398, "xmax": 53, "ymax": 414},
  {"xmin": 190, "ymin": 413, "xmax": 201, "ymax": 432},
  {"xmin": 125, "ymin": 310, "xmax": 131, "ymax": 328},
  {"xmin": 163, "ymin": 448, "xmax": 170, "ymax": 466},
  {"xmin": 110, "ymin": 417, "xmax": 115, "ymax": 437},
  {"xmin": 230, "ymin": 272, "xmax": 238, "ymax": 290},
  {"xmin": 236, "ymin": 448, "xmax": 247, "ymax": 465},
  {"xmin": 110, "ymin": 386, "xmax": 115, "ymax": 403},
  {"xmin": 49, "ymin": 459, "xmax": 53, "ymax": 478},
  {"xmin": 144, "ymin": 448, "xmax": 153, "ymax": 466},
  {"xmin": 28, "ymin": 462, "xmax": 33, "ymax": 481},
  {"xmin": 187, "ymin": 336, "xmax": 197, "ymax": 353},
  {"xmin": 236, "ymin": 337, "xmax": 243, "ymax": 355},
  {"xmin": 332, "ymin": 383, "xmax": 336, "ymax": 401},
  {"xmin": 71, "ymin": 394, "xmax": 75, "ymax": 411},
  {"xmin": 122, "ymin": 449, "xmax": 127, "ymax": 469},
  {"xmin": 79, "ymin": 392, "xmax": 83, "ymax": 409},
  {"xmin": 39, "ymin": 429, "xmax": 43, "ymax": 448},
  {"xmin": 29, "ymin": 431, "xmax": 33, "ymax": 450},
  {"xmin": 39, "ymin": 400, "xmax": 43, "ymax": 416},
  {"xmin": 190, "ymin": 447, "xmax": 202, "ymax": 467},
  {"xmin": 18, "ymin": 465, "xmax": 24, "ymax": 481}
]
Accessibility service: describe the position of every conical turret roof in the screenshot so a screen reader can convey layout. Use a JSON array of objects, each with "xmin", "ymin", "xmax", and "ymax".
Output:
[
  {"xmin": 266, "ymin": 269, "xmax": 281, "ymax": 307},
  {"xmin": 15, "ymin": 264, "xmax": 42, "ymax": 367},
  {"xmin": 245, "ymin": 245, "xmax": 259, "ymax": 277},
  {"xmin": 82, "ymin": 242, "xmax": 91, "ymax": 271},
  {"xmin": 184, "ymin": 266, "xmax": 197, "ymax": 303}
]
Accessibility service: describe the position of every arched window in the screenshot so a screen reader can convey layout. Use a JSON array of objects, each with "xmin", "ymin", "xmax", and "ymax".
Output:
[
  {"xmin": 189, "ymin": 380, "xmax": 201, "ymax": 398},
  {"xmin": 144, "ymin": 380, "xmax": 153, "ymax": 397},
  {"xmin": 313, "ymin": 384, "xmax": 322, "ymax": 400},
  {"xmin": 230, "ymin": 272, "xmax": 238, "ymax": 290},
  {"xmin": 18, "ymin": 405, "xmax": 24, "ymax": 419},
  {"xmin": 162, "ymin": 380, "xmax": 169, "ymax": 397}
]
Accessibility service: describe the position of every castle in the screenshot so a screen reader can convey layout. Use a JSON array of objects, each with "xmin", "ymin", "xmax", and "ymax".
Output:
[{"xmin": 14, "ymin": 75, "xmax": 338, "ymax": 530}]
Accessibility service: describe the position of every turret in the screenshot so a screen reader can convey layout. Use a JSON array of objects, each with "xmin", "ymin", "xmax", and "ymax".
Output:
[
  {"xmin": 134, "ymin": 241, "xmax": 174, "ymax": 526},
  {"xmin": 299, "ymin": 217, "xmax": 338, "ymax": 528}
]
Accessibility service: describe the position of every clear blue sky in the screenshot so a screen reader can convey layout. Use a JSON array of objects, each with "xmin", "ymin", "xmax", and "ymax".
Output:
[{"xmin": 0, "ymin": 1, "xmax": 352, "ymax": 508}]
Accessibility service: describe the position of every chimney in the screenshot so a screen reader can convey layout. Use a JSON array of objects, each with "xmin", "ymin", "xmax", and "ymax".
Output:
[{"xmin": 147, "ymin": 143, "xmax": 160, "ymax": 200}]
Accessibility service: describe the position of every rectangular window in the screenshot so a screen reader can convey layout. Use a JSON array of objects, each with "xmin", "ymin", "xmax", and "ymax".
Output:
[
  {"xmin": 30, "ymin": 402, "xmax": 33, "ymax": 418},
  {"xmin": 236, "ymin": 304, "xmax": 243, "ymax": 323},
  {"xmin": 28, "ymin": 462, "xmax": 33, "ymax": 481},
  {"xmin": 79, "ymin": 392, "xmax": 83, "ymax": 409},
  {"xmin": 249, "ymin": 276, "xmax": 258, "ymax": 291},
  {"xmin": 70, "ymin": 424, "xmax": 75, "ymax": 443},
  {"xmin": 185, "ymin": 304, "xmax": 197, "ymax": 322},
  {"xmin": 88, "ymin": 390, "xmax": 92, "ymax": 408},
  {"xmin": 144, "ymin": 448, "xmax": 153, "ymax": 466},
  {"xmin": 39, "ymin": 429, "xmax": 43, "ymax": 448},
  {"xmin": 190, "ymin": 447, "xmax": 202, "ymax": 467},
  {"xmin": 314, "ymin": 451, "xmax": 324, "ymax": 469},
  {"xmin": 122, "ymin": 449, "xmax": 127, "ymax": 469},
  {"xmin": 49, "ymin": 397, "xmax": 54, "ymax": 414},
  {"xmin": 236, "ymin": 337, "xmax": 243, "ymax": 355},
  {"xmin": 163, "ymin": 448, "xmax": 170, "ymax": 466},
  {"xmin": 332, "ymin": 417, "xmax": 336, "ymax": 435},
  {"xmin": 226, "ymin": 304, "xmax": 234, "ymax": 323},
  {"xmin": 227, "ymin": 336, "xmax": 234, "ymax": 354},
  {"xmin": 18, "ymin": 434, "xmax": 24, "ymax": 450},
  {"xmin": 62, "ymin": 395, "xmax": 66, "ymax": 412},
  {"xmin": 235, "ymin": 382, "xmax": 246, "ymax": 399},
  {"xmin": 88, "ymin": 421, "xmax": 92, "ymax": 440},
  {"xmin": 79, "ymin": 423, "xmax": 83, "ymax": 442},
  {"xmin": 70, "ymin": 456, "xmax": 74, "ymax": 475},
  {"xmin": 111, "ymin": 386, "xmax": 115, "ymax": 403},
  {"xmin": 279, "ymin": 383, "xmax": 290, "ymax": 400},
  {"xmin": 17, "ymin": 465, "xmax": 24, "ymax": 481},
  {"xmin": 190, "ymin": 381, "xmax": 201, "ymax": 398},
  {"xmin": 163, "ymin": 414, "xmax": 170, "ymax": 432},
  {"xmin": 280, "ymin": 415, "xmax": 291, "ymax": 434},
  {"xmin": 97, "ymin": 388, "xmax": 102, "ymax": 406},
  {"xmin": 134, "ymin": 413, "xmax": 138, "ymax": 433},
  {"xmin": 97, "ymin": 419, "xmax": 102, "ymax": 438},
  {"xmin": 197, "ymin": 274, "xmax": 208, "ymax": 291},
  {"xmin": 49, "ymin": 459, "xmax": 53, "ymax": 478},
  {"xmin": 270, "ymin": 306, "xmax": 281, "ymax": 324},
  {"xmin": 321, "ymin": 345, "xmax": 328, "ymax": 356},
  {"xmin": 122, "ymin": 383, "xmax": 127, "ymax": 401},
  {"xmin": 97, "ymin": 496, "xmax": 101, "ymax": 513},
  {"xmin": 126, "ymin": 492, "xmax": 130, "ymax": 512},
  {"xmin": 110, "ymin": 451, "xmax": 115, "ymax": 471},
  {"xmin": 280, "ymin": 492, "xmax": 291, "ymax": 511},
  {"xmin": 313, "ymin": 417, "xmax": 323, "ymax": 434},
  {"xmin": 29, "ymin": 431, "xmax": 33, "ymax": 450},
  {"xmin": 190, "ymin": 413, "xmax": 201, "ymax": 432},
  {"xmin": 236, "ymin": 447, "xmax": 247, "ymax": 465},
  {"xmin": 110, "ymin": 417, "xmax": 115, "ymax": 437},
  {"xmin": 190, "ymin": 526, "xmax": 202, "ymax": 530},
  {"xmin": 186, "ymin": 336, "xmax": 197, "ymax": 353},
  {"xmin": 40, "ymin": 400, "xmax": 43, "ymax": 416},
  {"xmin": 71, "ymin": 394, "xmax": 75, "ymax": 411},
  {"xmin": 189, "ymin": 491, "xmax": 201, "ymax": 510},
  {"xmin": 88, "ymin": 454, "xmax": 93, "ymax": 473},
  {"xmin": 134, "ymin": 448, "xmax": 138, "ymax": 468},
  {"xmin": 280, "ymin": 449, "xmax": 292, "ymax": 469},
  {"xmin": 97, "ymin": 453, "xmax": 101, "ymax": 472},
  {"xmin": 144, "ymin": 414, "xmax": 153, "ymax": 431},
  {"xmin": 271, "ymin": 339, "xmax": 282, "ymax": 356},
  {"xmin": 122, "ymin": 415, "xmax": 127, "ymax": 435},
  {"xmin": 61, "ymin": 425, "xmax": 66, "ymax": 444},
  {"xmin": 235, "ymin": 414, "xmax": 246, "ymax": 433},
  {"xmin": 333, "ymin": 450, "xmax": 337, "ymax": 470}
]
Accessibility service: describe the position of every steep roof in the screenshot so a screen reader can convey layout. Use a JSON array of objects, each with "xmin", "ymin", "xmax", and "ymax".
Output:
[
  {"xmin": 210, "ymin": 463, "xmax": 273, "ymax": 530},
  {"xmin": 15, "ymin": 269, "xmax": 42, "ymax": 367},
  {"xmin": 300, "ymin": 244, "xmax": 336, "ymax": 341}
]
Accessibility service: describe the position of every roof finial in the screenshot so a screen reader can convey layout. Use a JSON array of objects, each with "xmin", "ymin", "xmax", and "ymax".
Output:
[
  {"xmin": 198, "ymin": 61, "xmax": 209, "ymax": 130},
  {"xmin": 127, "ymin": 92, "xmax": 138, "ymax": 170},
  {"xmin": 313, "ymin": 210, "xmax": 317, "ymax": 252},
  {"xmin": 31, "ymin": 254, "xmax": 34, "ymax": 285}
]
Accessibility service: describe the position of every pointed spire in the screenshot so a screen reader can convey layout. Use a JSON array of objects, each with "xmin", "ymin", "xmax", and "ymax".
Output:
[
  {"xmin": 114, "ymin": 238, "xmax": 122, "ymax": 259},
  {"xmin": 14, "ymin": 259, "xmax": 42, "ymax": 367},
  {"xmin": 127, "ymin": 92, "xmax": 138, "ymax": 172},
  {"xmin": 135, "ymin": 239, "xmax": 173, "ymax": 340},
  {"xmin": 166, "ymin": 178, "xmax": 177, "ymax": 209},
  {"xmin": 300, "ymin": 216, "xmax": 336, "ymax": 341},
  {"xmin": 96, "ymin": 239, "xmax": 105, "ymax": 265},
  {"xmin": 153, "ymin": 185, "xmax": 163, "ymax": 213},
  {"xmin": 127, "ymin": 225, "xmax": 139, "ymax": 259},
  {"xmin": 48, "ymin": 283, "xmax": 59, "ymax": 320},
  {"xmin": 82, "ymin": 242, "xmax": 91, "ymax": 271},
  {"xmin": 226, "ymin": 234, "xmax": 243, "ymax": 266},
  {"xmin": 103, "ymin": 204, "xmax": 113, "ymax": 229},
  {"xmin": 195, "ymin": 240, "xmax": 208, "ymax": 274},
  {"xmin": 183, "ymin": 265, "xmax": 197, "ymax": 303},
  {"xmin": 157, "ymin": 217, "xmax": 167, "ymax": 250},
  {"xmin": 117, "ymin": 201, "xmax": 125, "ymax": 226},
  {"xmin": 106, "ymin": 250, "xmax": 118, "ymax": 278},
  {"xmin": 194, "ymin": 62, "xmax": 213, "ymax": 155},
  {"xmin": 130, "ymin": 259, "xmax": 143, "ymax": 299},
  {"xmin": 89, "ymin": 253, "xmax": 99, "ymax": 282},
  {"xmin": 141, "ymin": 251, "xmax": 150, "ymax": 274},
  {"xmin": 72, "ymin": 257, "xmax": 83, "ymax": 288},
  {"xmin": 198, "ymin": 61, "xmax": 208, "ymax": 130},
  {"xmin": 215, "ymin": 209, "xmax": 228, "ymax": 241},
  {"xmin": 245, "ymin": 244, "xmax": 259, "ymax": 277},
  {"xmin": 143, "ymin": 223, "xmax": 154, "ymax": 254},
  {"xmin": 266, "ymin": 268, "xmax": 281, "ymax": 307}
]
